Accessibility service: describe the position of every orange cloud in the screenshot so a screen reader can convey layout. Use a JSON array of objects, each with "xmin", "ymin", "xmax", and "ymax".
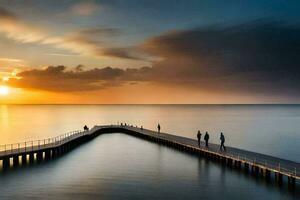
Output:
[{"xmin": 8, "ymin": 65, "xmax": 153, "ymax": 92}]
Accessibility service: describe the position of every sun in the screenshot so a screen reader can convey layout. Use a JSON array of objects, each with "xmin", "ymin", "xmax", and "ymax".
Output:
[{"xmin": 0, "ymin": 86, "xmax": 9, "ymax": 96}]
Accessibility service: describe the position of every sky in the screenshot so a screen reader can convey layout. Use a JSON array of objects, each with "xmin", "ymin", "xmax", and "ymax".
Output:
[{"xmin": 1, "ymin": 0, "xmax": 300, "ymax": 104}]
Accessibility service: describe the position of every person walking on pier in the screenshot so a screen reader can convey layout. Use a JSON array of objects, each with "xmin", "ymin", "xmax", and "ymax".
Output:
[
  {"xmin": 220, "ymin": 132, "xmax": 226, "ymax": 151},
  {"xmin": 197, "ymin": 130, "xmax": 201, "ymax": 147},
  {"xmin": 204, "ymin": 132, "xmax": 209, "ymax": 147},
  {"xmin": 84, "ymin": 125, "xmax": 89, "ymax": 131},
  {"xmin": 157, "ymin": 123, "xmax": 161, "ymax": 133}
]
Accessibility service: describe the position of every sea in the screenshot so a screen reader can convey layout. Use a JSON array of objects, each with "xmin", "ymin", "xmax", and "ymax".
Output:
[{"xmin": 0, "ymin": 104, "xmax": 299, "ymax": 199}]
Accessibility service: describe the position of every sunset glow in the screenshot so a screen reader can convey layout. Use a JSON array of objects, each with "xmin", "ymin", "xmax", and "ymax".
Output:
[
  {"xmin": 0, "ymin": 1, "xmax": 299, "ymax": 104},
  {"xmin": 0, "ymin": 86, "xmax": 9, "ymax": 96}
]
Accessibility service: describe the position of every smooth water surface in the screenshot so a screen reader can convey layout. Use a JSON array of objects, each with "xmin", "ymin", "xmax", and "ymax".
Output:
[
  {"xmin": 0, "ymin": 105, "xmax": 299, "ymax": 199},
  {"xmin": 0, "ymin": 134, "xmax": 298, "ymax": 200}
]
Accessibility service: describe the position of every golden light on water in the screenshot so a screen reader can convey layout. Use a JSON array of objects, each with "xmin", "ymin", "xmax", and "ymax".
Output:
[{"xmin": 0, "ymin": 86, "xmax": 9, "ymax": 95}]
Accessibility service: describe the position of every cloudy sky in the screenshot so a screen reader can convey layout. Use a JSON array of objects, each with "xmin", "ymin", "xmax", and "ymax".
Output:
[{"xmin": 1, "ymin": 0, "xmax": 300, "ymax": 104}]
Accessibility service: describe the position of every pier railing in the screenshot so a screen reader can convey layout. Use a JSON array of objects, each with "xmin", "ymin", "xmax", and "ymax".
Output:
[
  {"xmin": 222, "ymin": 151, "xmax": 297, "ymax": 175},
  {"xmin": 152, "ymin": 128, "xmax": 299, "ymax": 178},
  {"xmin": 226, "ymin": 151, "xmax": 297, "ymax": 176},
  {"xmin": 0, "ymin": 130, "xmax": 86, "ymax": 156}
]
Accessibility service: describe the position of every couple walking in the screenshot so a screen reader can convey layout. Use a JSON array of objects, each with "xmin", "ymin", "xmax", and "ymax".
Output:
[{"xmin": 197, "ymin": 131, "xmax": 226, "ymax": 151}]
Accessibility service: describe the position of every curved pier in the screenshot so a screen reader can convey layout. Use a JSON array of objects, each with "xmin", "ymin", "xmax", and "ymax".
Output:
[{"xmin": 0, "ymin": 125, "xmax": 299, "ymax": 188}]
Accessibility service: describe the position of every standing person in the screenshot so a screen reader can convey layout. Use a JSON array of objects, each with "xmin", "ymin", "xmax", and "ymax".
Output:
[
  {"xmin": 197, "ymin": 130, "xmax": 202, "ymax": 147},
  {"xmin": 157, "ymin": 123, "xmax": 161, "ymax": 133},
  {"xmin": 204, "ymin": 132, "xmax": 209, "ymax": 147},
  {"xmin": 220, "ymin": 132, "xmax": 226, "ymax": 151}
]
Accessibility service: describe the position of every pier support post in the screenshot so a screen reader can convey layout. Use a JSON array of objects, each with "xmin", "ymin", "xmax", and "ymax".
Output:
[
  {"xmin": 58, "ymin": 147, "xmax": 62, "ymax": 154},
  {"xmin": 51, "ymin": 149, "xmax": 56, "ymax": 157},
  {"xmin": 220, "ymin": 157, "xmax": 226, "ymax": 165},
  {"xmin": 227, "ymin": 158, "xmax": 233, "ymax": 167},
  {"xmin": 275, "ymin": 172, "xmax": 283, "ymax": 185},
  {"xmin": 54, "ymin": 148, "xmax": 60, "ymax": 156},
  {"xmin": 264, "ymin": 169, "xmax": 271, "ymax": 180},
  {"xmin": 13, "ymin": 156, "xmax": 19, "ymax": 166},
  {"xmin": 244, "ymin": 163, "xmax": 249, "ymax": 172},
  {"xmin": 22, "ymin": 154, "xmax": 27, "ymax": 165},
  {"xmin": 56, "ymin": 148, "xmax": 61, "ymax": 156},
  {"xmin": 45, "ymin": 150, "xmax": 51, "ymax": 160},
  {"xmin": 29, "ymin": 153, "xmax": 34, "ymax": 163},
  {"xmin": 36, "ymin": 152, "xmax": 43, "ymax": 162},
  {"xmin": 66, "ymin": 144, "xmax": 70, "ymax": 152},
  {"xmin": 251, "ymin": 165, "xmax": 259, "ymax": 176},
  {"xmin": 2, "ymin": 157, "xmax": 10, "ymax": 169},
  {"xmin": 288, "ymin": 176, "xmax": 295, "ymax": 189},
  {"xmin": 235, "ymin": 160, "xmax": 241, "ymax": 169}
]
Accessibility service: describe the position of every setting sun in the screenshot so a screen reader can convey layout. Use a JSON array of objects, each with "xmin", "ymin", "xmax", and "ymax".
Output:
[{"xmin": 0, "ymin": 86, "xmax": 9, "ymax": 95}]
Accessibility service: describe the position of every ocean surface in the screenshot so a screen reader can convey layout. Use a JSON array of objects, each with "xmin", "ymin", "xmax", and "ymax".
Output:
[{"xmin": 0, "ymin": 104, "xmax": 299, "ymax": 199}]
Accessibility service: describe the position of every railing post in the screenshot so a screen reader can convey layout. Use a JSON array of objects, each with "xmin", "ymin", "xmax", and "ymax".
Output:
[
  {"xmin": 31, "ymin": 141, "xmax": 33, "ymax": 151},
  {"xmin": 11, "ymin": 144, "xmax": 13, "ymax": 153}
]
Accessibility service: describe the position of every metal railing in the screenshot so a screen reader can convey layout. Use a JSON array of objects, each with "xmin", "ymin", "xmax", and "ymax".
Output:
[
  {"xmin": 0, "ymin": 130, "xmax": 87, "ymax": 156},
  {"xmin": 219, "ymin": 150, "xmax": 298, "ymax": 176}
]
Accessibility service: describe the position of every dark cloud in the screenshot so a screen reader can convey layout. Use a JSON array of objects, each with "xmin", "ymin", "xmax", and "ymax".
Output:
[
  {"xmin": 0, "ymin": 7, "xmax": 17, "ymax": 20},
  {"xmin": 9, "ymin": 65, "xmax": 153, "ymax": 92},
  {"xmin": 101, "ymin": 47, "xmax": 146, "ymax": 60},
  {"xmin": 140, "ymin": 20, "xmax": 300, "ymax": 95},
  {"xmin": 75, "ymin": 64, "xmax": 85, "ymax": 71},
  {"xmin": 80, "ymin": 27, "xmax": 121, "ymax": 37}
]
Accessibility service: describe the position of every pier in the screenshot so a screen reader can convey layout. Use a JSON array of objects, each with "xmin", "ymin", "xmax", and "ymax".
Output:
[{"xmin": 0, "ymin": 125, "xmax": 299, "ymax": 188}]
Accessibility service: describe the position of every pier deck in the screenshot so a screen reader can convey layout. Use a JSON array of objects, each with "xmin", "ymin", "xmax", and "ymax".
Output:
[{"xmin": 0, "ymin": 125, "xmax": 299, "ymax": 186}]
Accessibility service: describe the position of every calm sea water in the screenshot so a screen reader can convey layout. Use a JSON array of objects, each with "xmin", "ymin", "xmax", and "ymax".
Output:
[{"xmin": 0, "ymin": 105, "xmax": 299, "ymax": 199}]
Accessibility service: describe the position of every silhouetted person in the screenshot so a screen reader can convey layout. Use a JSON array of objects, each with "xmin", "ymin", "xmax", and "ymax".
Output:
[
  {"xmin": 220, "ymin": 132, "xmax": 226, "ymax": 151},
  {"xmin": 157, "ymin": 123, "xmax": 161, "ymax": 133},
  {"xmin": 204, "ymin": 132, "xmax": 209, "ymax": 147},
  {"xmin": 84, "ymin": 125, "xmax": 89, "ymax": 131},
  {"xmin": 197, "ymin": 130, "xmax": 201, "ymax": 147},
  {"xmin": 141, "ymin": 126, "xmax": 143, "ymax": 130}
]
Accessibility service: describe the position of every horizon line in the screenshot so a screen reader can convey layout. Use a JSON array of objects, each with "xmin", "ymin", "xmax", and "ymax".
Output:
[{"xmin": 1, "ymin": 103, "xmax": 300, "ymax": 106}]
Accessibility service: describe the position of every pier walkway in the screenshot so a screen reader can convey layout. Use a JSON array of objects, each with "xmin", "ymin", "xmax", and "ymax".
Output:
[{"xmin": 0, "ymin": 125, "xmax": 299, "ymax": 187}]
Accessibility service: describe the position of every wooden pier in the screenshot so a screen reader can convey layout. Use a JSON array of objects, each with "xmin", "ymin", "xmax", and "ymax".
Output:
[{"xmin": 0, "ymin": 125, "xmax": 299, "ymax": 188}]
